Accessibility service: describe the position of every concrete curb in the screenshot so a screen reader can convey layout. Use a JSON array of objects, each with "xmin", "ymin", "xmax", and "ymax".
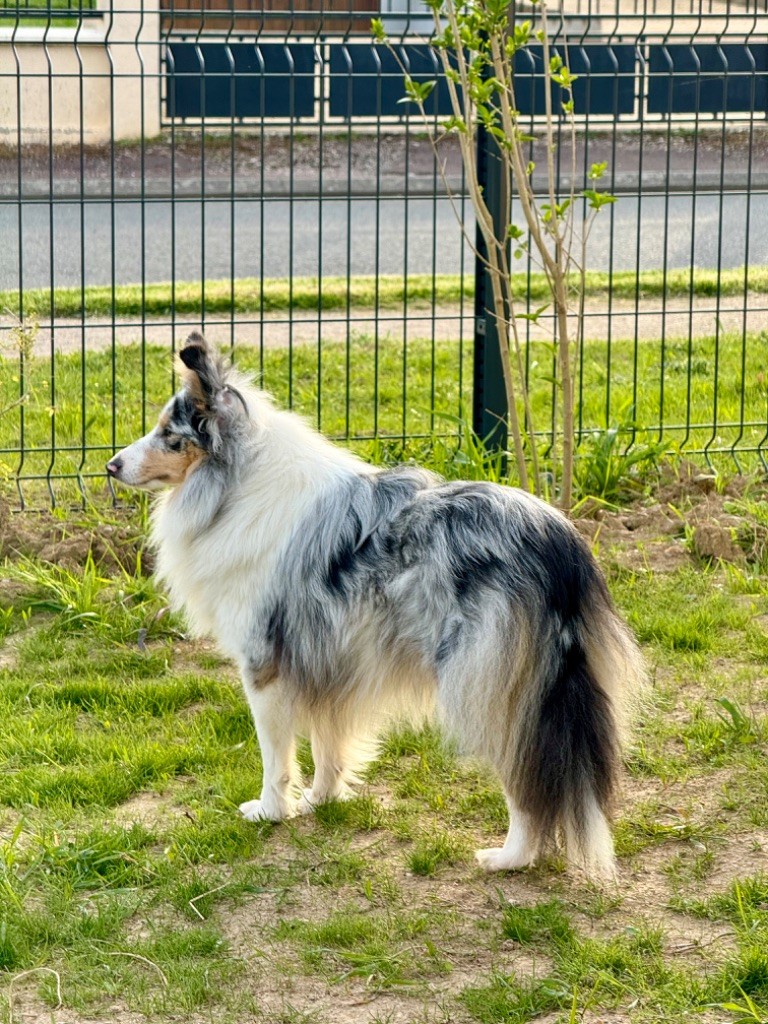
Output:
[{"xmin": 2, "ymin": 169, "xmax": 763, "ymax": 200}]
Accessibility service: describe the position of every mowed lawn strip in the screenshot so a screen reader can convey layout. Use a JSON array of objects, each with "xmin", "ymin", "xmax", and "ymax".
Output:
[{"xmin": 2, "ymin": 265, "xmax": 768, "ymax": 319}]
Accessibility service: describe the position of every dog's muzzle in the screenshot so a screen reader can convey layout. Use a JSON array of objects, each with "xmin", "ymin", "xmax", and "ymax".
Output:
[{"xmin": 106, "ymin": 456, "xmax": 123, "ymax": 479}]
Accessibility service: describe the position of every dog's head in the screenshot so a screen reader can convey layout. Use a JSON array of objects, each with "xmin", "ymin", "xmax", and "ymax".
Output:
[{"xmin": 106, "ymin": 332, "xmax": 248, "ymax": 490}]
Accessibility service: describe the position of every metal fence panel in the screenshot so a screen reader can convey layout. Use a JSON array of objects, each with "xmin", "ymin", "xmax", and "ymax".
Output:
[{"xmin": 1, "ymin": 1, "xmax": 767, "ymax": 509}]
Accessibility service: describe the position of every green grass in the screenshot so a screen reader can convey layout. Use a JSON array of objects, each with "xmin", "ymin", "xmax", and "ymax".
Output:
[
  {"xmin": 671, "ymin": 875, "xmax": 768, "ymax": 925},
  {"xmin": 464, "ymin": 901, "xmax": 768, "ymax": 1024},
  {"xmin": 407, "ymin": 830, "xmax": 469, "ymax": 876},
  {"xmin": 2, "ymin": 442, "xmax": 768, "ymax": 1020},
  {"xmin": 2, "ymin": 325, "xmax": 767, "ymax": 505},
  {"xmin": 0, "ymin": 0, "xmax": 96, "ymax": 26},
  {"xmin": 462, "ymin": 920, "xmax": 704, "ymax": 1023},
  {"xmin": 614, "ymin": 565, "xmax": 753, "ymax": 658},
  {"xmin": 3, "ymin": 266, "xmax": 768, "ymax": 320},
  {"xmin": 2, "ymin": 0, "xmax": 95, "ymax": 8},
  {"xmin": 275, "ymin": 906, "xmax": 452, "ymax": 987}
]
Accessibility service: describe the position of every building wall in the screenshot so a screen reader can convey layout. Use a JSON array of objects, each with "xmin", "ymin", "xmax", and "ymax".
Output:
[{"xmin": 0, "ymin": 2, "xmax": 160, "ymax": 144}]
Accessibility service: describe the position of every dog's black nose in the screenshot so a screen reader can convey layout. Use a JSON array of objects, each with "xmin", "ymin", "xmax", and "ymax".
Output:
[{"xmin": 106, "ymin": 456, "xmax": 123, "ymax": 477}]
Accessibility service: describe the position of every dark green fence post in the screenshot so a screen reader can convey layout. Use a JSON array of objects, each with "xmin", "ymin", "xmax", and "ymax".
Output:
[{"xmin": 472, "ymin": 115, "xmax": 509, "ymax": 453}]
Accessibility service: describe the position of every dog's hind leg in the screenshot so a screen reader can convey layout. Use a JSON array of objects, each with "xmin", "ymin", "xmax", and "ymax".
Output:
[
  {"xmin": 475, "ymin": 796, "xmax": 538, "ymax": 872},
  {"xmin": 239, "ymin": 679, "xmax": 302, "ymax": 822},
  {"xmin": 436, "ymin": 624, "xmax": 542, "ymax": 872}
]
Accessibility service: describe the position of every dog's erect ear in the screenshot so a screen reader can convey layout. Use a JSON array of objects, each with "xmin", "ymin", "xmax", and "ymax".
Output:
[
  {"xmin": 177, "ymin": 333, "xmax": 248, "ymax": 448},
  {"xmin": 178, "ymin": 332, "xmax": 225, "ymax": 409}
]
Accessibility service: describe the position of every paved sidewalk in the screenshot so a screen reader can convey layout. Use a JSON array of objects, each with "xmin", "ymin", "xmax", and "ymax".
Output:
[
  {"xmin": 13, "ymin": 294, "xmax": 768, "ymax": 358},
  {"xmin": 2, "ymin": 129, "xmax": 766, "ymax": 199}
]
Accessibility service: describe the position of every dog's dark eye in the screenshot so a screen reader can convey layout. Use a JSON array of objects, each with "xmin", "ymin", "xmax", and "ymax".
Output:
[{"xmin": 167, "ymin": 436, "xmax": 184, "ymax": 451}]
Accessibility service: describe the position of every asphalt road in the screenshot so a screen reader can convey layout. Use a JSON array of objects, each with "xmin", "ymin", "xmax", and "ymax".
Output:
[{"xmin": 1, "ymin": 190, "xmax": 764, "ymax": 292}]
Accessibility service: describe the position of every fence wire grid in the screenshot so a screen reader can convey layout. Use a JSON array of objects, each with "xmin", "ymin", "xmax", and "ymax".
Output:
[{"xmin": 1, "ymin": 0, "xmax": 768, "ymax": 507}]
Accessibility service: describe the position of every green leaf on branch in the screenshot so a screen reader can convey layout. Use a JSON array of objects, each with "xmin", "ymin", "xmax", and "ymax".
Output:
[
  {"xmin": 468, "ymin": 54, "xmax": 487, "ymax": 79},
  {"xmin": 472, "ymin": 79, "xmax": 499, "ymax": 104},
  {"xmin": 554, "ymin": 71, "xmax": 578, "ymax": 88},
  {"xmin": 506, "ymin": 24, "xmax": 532, "ymax": 56},
  {"xmin": 562, "ymin": 98, "xmax": 575, "ymax": 115},
  {"xmin": 401, "ymin": 77, "xmax": 437, "ymax": 105},
  {"xmin": 550, "ymin": 63, "xmax": 578, "ymax": 90},
  {"xmin": 507, "ymin": 225, "xmax": 529, "ymax": 258},
  {"xmin": 514, "ymin": 21, "xmax": 532, "ymax": 48},
  {"xmin": 371, "ymin": 18, "xmax": 387, "ymax": 43},
  {"xmin": 518, "ymin": 304, "xmax": 550, "ymax": 324},
  {"xmin": 487, "ymin": 0, "xmax": 510, "ymax": 19},
  {"xmin": 488, "ymin": 125, "xmax": 510, "ymax": 145},
  {"xmin": 433, "ymin": 26, "xmax": 455, "ymax": 50},
  {"xmin": 541, "ymin": 198, "xmax": 572, "ymax": 223},
  {"xmin": 588, "ymin": 161, "xmax": 609, "ymax": 180},
  {"xmin": 460, "ymin": 22, "xmax": 484, "ymax": 52},
  {"xmin": 441, "ymin": 114, "xmax": 467, "ymax": 134},
  {"xmin": 582, "ymin": 188, "xmax": 617, "ymax": 211},
  {"xmin": 477, "ymin": 105, "xmax": 501, "ymax": 130}
]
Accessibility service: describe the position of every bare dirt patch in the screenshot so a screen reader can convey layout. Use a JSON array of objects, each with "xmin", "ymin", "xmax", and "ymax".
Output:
[
  {"xmin": 111, "ymin": 791, "xmax": 176, "ymax": 830},
  {"xmin": 0, "ymin": 499, "xmax": 148, "ymax": 575},
  {"xmin": 215, "ymin": 840, "xmax": 553, "ymax": 1024},
  {"xmin": 0, "ymin": 632, "xmax": 23, "ymax": 671},
  {"xmin": 574, "ymin": 462, "xmax": 768, "ymax": 575},
  {"xmin": 3, "ymin": 461, "xmax": 767, "ymax": 584}
]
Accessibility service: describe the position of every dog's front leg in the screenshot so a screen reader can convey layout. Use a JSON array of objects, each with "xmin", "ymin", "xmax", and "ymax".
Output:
[{"xmin": 239, "ymin": 674, "xmax": 302, "ymax": 822}]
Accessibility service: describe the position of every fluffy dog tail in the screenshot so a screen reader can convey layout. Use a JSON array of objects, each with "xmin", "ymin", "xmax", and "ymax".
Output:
[{"xmin": 514, "ymin": 539, "xmax": 643, "ymax": 876}]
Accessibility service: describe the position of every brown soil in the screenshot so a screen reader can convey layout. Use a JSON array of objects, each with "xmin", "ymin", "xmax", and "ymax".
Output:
[
  {"xmin": 0, "ymin": 502, "xmax": 148, "ymax": 576},
  {"xmin": 2, "ymin": 460, "xmax": 766, "ymax": 582},
  {"xmin": 577, "ymin": 461, "xmax": 766, "ymax": 575}
]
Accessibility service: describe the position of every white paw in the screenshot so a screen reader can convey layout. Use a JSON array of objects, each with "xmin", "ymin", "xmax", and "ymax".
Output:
[
  {"xmin": 475, "ymin": 846, "xmax": 535, "ymax": 873},
  {"xmin": 297, "ymin": 785, "xmax": 355, "ymax": 815},
  {"xmin": 297, "ymin": 789, "xmax": 319, "ymax": 816},
  {"xmin": 239, "ymin": 798, "xmax": 294, "ymax": 822}
]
